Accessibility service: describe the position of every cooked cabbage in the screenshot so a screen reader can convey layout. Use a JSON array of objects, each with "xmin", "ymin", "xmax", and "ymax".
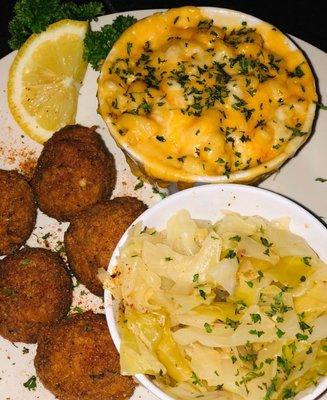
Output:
[{"xmin": 100, "ymin": 211, "xmax": 327, "ymax": 400}]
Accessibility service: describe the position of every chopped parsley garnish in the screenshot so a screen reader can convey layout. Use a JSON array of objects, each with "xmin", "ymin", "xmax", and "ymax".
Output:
[
  {"xmin": 23, "ymin": 375, "xmax": 37, "ymax": 391},
  {"xmin": 204, "ymin": 322, "xmax": 213, "ymax": 333},
  {"xmin": 276, "ymin": 328, "xmax": 285, "ymax": 338},
  {"xmin": 156, "ymin": 135, "xmax": 166, "ymax": 142},
  {"xmin": 249, "ymin": 329, "xmax": 265, "ymax": 337},
  {"xmin": 314, "ymin": 101, "xmax": 327, "ymax": 110},
  {"xmin": 191, "ymin": 371, "xmax": 203, "ymax": 386},
  {"xmin": 134, "ymin": 180, "xmax": 144, "ymax": 190},
  {"xmin": 246, "ymin": 280, "xmax": 254, "ymax": 288},
  {"xmin": 152, "ymin": 186, "xmax": 167, "ymax": 199},
  {"xmin": 260, "ymin": 237, "xmax": 273, "ymax": 247},
  {"xmin": 288, "ymin": 64, "xmax": 305, "ymax": 78},
  {"xmin": 232, "ymin": 95, "xmax": 254, "ymax": 121},
  {"xmin": 257, "ymin": 270, "xmax": 264, "ymax": 281},
  {"xmin": 282, "ymin": 388, "xmax": 296, "ymax": 399},
  {"xmin": 72, "ymin": 306, "xmax": 84, "ymax": 314},
  {"xmin": 230, "ymin": 235, "xmax": 241, "ymax": 242},
  {"xmin": 20, "ymin": 257, "xmax": 30, "ymax": 267},
  {"xmin": 199, "ymin": 289, "xmax": 206, "ymax": 300},
  {"xmin": 225, "ymin": 318, "xmax": 240, "ymax": 330},
  {"xmin": 165, "ymin": 257, "xmax": 173, "ymax": 261},
  {"xmin": 277, "ymin": 356, "xmax": 293, "ymax": 377},
  {"xmin": 315, "ymin": 177, "xmax": 327, "ymax": 183},
  {"xmin": 193, "ymin": 273, "xmax": 199, "ymax": 283},
  {"xmin": 301, "ymin": 256, "xmax": 312, "ymax": 266},
  {"xmin": 250, "ymin": 313, "xmax": 262, "ymax": 323},
  {"xmin": 264, "ymin": 377, "xmax": 277, "ymax": 400},
  {"xmin": 286, "ymin": 125, "xmax": 307, "ymax": 138},
  {"xmin": 295, "ymin": 332, "xmax": 309, "ymax": 341},
  {"xmin": 225, "ymin": 249, "xmax": 237, "ymax": 259}
]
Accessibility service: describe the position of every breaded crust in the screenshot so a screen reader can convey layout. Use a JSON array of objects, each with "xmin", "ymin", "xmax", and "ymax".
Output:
[
  {"xmin": 32, "ymin": 125, "xmax": 116, "ymax": 221},
  {"xmin": 0, "ymin": 169, "xmax": 37, "ymax": 255},
  {"xmin": 65, "ymin": 197, "xmax": 147, "ymax": 296},
  {"xmin": 35, "ymin": 311, "xmax": 136, "ymax": 400},
  {"xmin": 0, "ymin": 247, "xmax": 72, "ymax": 343}
]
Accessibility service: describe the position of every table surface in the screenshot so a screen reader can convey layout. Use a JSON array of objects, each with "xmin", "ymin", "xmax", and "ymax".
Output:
[{"xmin": 0, "ymin": 0, "xmax": 326, "ymax": 58}]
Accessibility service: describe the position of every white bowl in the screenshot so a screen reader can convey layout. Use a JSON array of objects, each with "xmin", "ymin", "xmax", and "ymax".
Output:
[{"xmin": 104, "ymin": 184, "xmax": 327, "ymax": 400}]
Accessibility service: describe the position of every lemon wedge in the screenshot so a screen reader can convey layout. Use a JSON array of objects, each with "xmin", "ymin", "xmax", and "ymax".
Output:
[{"xmin": 8, "ymin": 20, "xmax": 89, "ymax": 143}]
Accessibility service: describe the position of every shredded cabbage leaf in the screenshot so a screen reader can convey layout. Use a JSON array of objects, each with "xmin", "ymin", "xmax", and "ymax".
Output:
[{"xmin": 100, "ymin": 210, "xmax": 327, "ymax": 400}]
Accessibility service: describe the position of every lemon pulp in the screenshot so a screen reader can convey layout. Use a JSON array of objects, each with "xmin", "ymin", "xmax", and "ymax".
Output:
[{"xmin": 8, "ymin": 19, "xmax": 89, "ymax": 143}]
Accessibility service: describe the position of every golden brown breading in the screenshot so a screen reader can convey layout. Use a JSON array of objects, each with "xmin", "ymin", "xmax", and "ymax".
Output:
[
  {"xmin": 0, "ymin": 169, "xmax": 37, "ymax": 255},
  {"xmin": 0, "ymin": 247, "xmax": 72, "ymax": 343},
  {"xmin": 35, "ymin": 311, "xmax": 136, "ymax": 400},
  {"xmin": 32, "ymin": 125, "xmax": 116, "ymax": 221},
  {"xmin": 65, "ymin": 197, "xmax": 147, "ymax": 296}
]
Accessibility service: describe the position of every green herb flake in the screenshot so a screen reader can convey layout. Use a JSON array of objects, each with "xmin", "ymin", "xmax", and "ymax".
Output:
[
  {"xmin": 134, "ymin": 180, "xmax": 144, "ymax": 190},
  {"xmin": 156, "ymin": 135, "xmax": 166, "ymax": 142},
  {"xmin": 72, "ymin": 306, "xmax": 84, "ymax": 314},
  {"xmin": 231, "ymin": 355, "xmax": 237, "ymax": 364},
  {"xmin": 250, "ymin": 313, "xmax": 262, "ymax": 323},
  {"xmin": 199, "ymin": 289, "xmax": 206, "ymax": 300},
  {"xmin": 226, "ymin": 318, "xmax": 240, "ymax": 330},
  {"xmin": 301, "ymin": 256, "xmax": 312, "ymax": 266},
  {"xmin": 296, "ymin": 332, "xmax": 309, "ymax": 341},
  {"xmin": 204, "ymin": 322, "xmax": 213, "ymax": 333},
  {"xmin": 246, "ymin": 280, "xmax": 254, "ymax": 288},
  {"xmin": 276, "ymin": 328, "xmax": 285, "ymax": 338},
  {"xmin": 315, "ymin": 177, "xmax": 327, "ymax": 183},
  {"xmin": 286, "ymin": 125, "xmax": 307, "ymax": 138},
  {"xmin": 282, "ymin": 388, "xmax": 296, "ymax": 399},
  {"xmin": 193, "ymin": 273, "xmax": 199, "ymax": 283},
  {"xmin": 264, "ymin": 377, "xmax": 277, "ymax": 400},
  {"xmin": 288, "ymin": 64, "xmax": 305, "ymax": 78},
  {"xmin": 165, "ymin": 257, "xmax": 173, "ymax": 261},
  {"xmin": 225, "ymin": 249, "xmax": 237, "ymax": 259},
  {"xmin": 216, "ymin": 158, "xmax": 225, "ymax": 164},
  {"xmin": 23, "ymin": 376, "xmax": 37, "ymax": 391},
  {"xmin": 191, "ymin": 371, "xmax": 203, "ymax": 386},
  {"xmin": 314, "ymin": 101, "xmax": 327, "ymax": 110},
  {"xmin": 126, "ymin": 41, "xmax": 133, "ymax": 56},
  {"xmin": 249, "ymin": 329, "xmax": 265, "ymax": 337},
  {"xmin": 260, "ymin": 237, "xmax": 273, "ymax": 247},
  {"xmin": 20, "ymin": 257, "xmax": 30, "ymax": 267},
  {"xmin": 257, "ymin": 270, "xmax": 264, "ymax": 281},
  {"xmin": 230, "ymin": 235, "xmax": 241, "ymax": 242},
  {"xmin": 152, "ymin": 186, "xmax": 167, "ymax": 199}
]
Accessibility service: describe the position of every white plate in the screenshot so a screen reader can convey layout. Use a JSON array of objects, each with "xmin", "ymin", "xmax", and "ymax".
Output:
[
  {"xmin": 0, "ymin": 8, "xmax": 326, "ymax": 400},
  {"xmin": 105, "ymin": 183, "xmax": 327, "ymax": 400}
]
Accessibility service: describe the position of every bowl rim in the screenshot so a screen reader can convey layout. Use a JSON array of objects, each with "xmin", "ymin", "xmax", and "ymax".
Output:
[
  {"xmin": 104, "ymin": 183, "xmax": 327, "ymax": 400},
  {"xmin": 98, "ymin": 6, "xmax": 317, "ymax": 184}
]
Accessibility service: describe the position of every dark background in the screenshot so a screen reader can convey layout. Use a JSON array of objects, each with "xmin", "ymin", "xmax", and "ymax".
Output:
[{"xmin": 1, "ymin": 0, "xmax": 326, "ymax": 58}]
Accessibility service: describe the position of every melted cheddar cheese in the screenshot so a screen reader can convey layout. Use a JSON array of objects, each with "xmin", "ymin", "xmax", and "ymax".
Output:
[{"xmin": 98, "ymin": 6, "xmax": 317, "ymax": 183}]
